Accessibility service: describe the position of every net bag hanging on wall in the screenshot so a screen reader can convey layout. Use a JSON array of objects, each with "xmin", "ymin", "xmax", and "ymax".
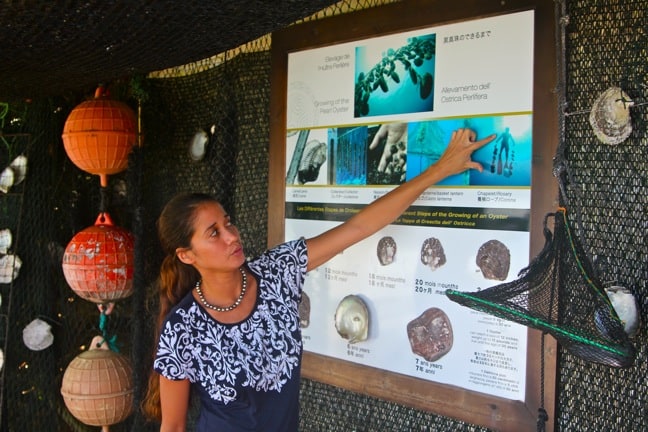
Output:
[{"xmin": 446, "ymin": 208, "xmax": 636, "ymax": 368}]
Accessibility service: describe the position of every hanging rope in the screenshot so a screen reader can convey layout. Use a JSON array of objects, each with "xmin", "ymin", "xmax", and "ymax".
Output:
[{"xmin": 97, "ymin": 308, "xmax": 119, "ymax": 352}]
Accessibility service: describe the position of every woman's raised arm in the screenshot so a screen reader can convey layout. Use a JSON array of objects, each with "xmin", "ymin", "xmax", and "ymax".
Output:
[{"xmin": 305, "ymin": 128, "xmax": 495, "ymax": 271}]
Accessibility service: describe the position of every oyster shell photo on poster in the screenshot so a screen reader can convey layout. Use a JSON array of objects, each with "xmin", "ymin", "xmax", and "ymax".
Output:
[
  {"xmin": 407, "ymin": 307, "xmax": 453, "ymax": 362},
  {"xmin": 354, "ymin": 34, "xmax": 436, "ymax": 117}
]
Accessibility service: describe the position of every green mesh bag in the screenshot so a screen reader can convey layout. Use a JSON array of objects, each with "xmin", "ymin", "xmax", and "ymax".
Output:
[{"xmin": 446, "ymin": 209, "xmax": 636, "ymax": 368}]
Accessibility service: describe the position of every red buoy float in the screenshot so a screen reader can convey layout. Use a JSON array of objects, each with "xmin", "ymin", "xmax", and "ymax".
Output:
[{"xmin": 62, "ymin": 212, "xmax": 134, "ymax": 304}]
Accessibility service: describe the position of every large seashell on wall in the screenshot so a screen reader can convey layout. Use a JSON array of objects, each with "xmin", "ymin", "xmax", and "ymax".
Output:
[
  {"xmin": 334, "ymin": 294, "xmax": 369, "ymax": 344},
  {"xmin": 476, "ymin": 239, "xmax": 510, "ymax": 281},
  {"xmin": 407, "ymin": 307, "xmax": 453, "ymax": 362},
  {"xmin": 23, "ymin": 318, "xmax": 54, "ymax": 351},
  {"xmin": 377, "ymin": 236, "xmax": 397, "ymax": 266},
  {"xmin": 420, "ymin": 237, "xmax": 446, "ymax": 271},
  {"xmin": 0, "ymin": 228, "xmax": 12, "ymax": 254},
  {"xmin": 0, "ymin": 166, "xmax": 14, "ymax": 193},
  {"xmin": 0, "ymin": 253, "xmax": 22, "ymax": 283},
  {"xmin": 589, "ymin": 86, "xmax": 634, "ymax": 145}
]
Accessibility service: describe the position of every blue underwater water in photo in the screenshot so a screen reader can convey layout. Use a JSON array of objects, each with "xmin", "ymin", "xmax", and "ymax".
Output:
[{"xmin": 406, "ymin": 115, "xmax": 533, "ymax": 187}]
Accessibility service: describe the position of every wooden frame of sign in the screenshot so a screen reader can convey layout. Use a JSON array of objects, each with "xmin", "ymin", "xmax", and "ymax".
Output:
[{"xmin": 268, "ymin": 1, "xmax": 558, "ymax": 430}]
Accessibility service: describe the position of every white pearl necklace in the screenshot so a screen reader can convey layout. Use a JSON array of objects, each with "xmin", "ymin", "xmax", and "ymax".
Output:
[{"xmin": 195, "ymin": 267, "xmax": 247, "ymax": 312}]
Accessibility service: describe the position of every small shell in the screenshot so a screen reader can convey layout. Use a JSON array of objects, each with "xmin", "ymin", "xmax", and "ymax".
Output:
[
  {"xmin": 9, "ymin": 155, "xmax": 28, "ymax": 186},
  {"xmin": 334, "ymin": 294, "xmax": 369, "ymax": 344},
  {"xmin": 0, "ymin": 348, "xmax": 3, "ymax": 371},
  {"xmin": 0, "ymin": 166, "xmax": 15, "ymax": 193},
  {"xmin": 0, "ymin": 228, "xmax": 12, "ymax": 254},
  {"xmin": 0, "ymin": 254, "xmax": 22, "ymax": 283},
  {"xmin": 420, "ymin": 237, "xmax": 446, "ymax": 271},
  {"xmin": 23, "ymin": 318, "xmax": 54, "ymax": 351},
  {"xmin": 589, "ymin": 87, "xmax": 633, "ymax": 145}
]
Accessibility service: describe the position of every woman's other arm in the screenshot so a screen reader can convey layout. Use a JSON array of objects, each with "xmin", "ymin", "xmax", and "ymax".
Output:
[{"xmin": 159, "ymin": 376, "xmax": 190, "ymax": 432}]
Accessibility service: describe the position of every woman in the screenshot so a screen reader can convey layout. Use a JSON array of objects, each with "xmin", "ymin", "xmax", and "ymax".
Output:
[{"xmin": 143, "ymin": 128, "xmax": 494, "ymax": 431}]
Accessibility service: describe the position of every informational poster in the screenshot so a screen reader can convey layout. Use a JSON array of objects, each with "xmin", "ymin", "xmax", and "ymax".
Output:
[{"xmin": 284, "ymin": 10, "xmax": 534, "ymax": 402}]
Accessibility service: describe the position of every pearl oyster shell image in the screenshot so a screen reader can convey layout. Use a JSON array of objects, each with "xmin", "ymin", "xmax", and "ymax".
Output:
[
  {"xmin": 407, "ymin": 307, "xmax": 453, "ymax": 362},
  {"xmin": 299, "ymin": 290, "xmax": 311, "ymax": 328},
  {"xmin": 476, "ymin": 239, "xmax": 510, "ymax": 281},
  {"xmin": 377, "ymin": 236, "xmax": 397, "ymax": 266},
  {"xmin": 334, "ymin": 294, "xmax": 369, "ymax": 344},
  {"xmin": 420, "ymin": 237, "xmax": 446, "ymax": 271},
  {"xmin": 589, "ymin": 86, "xmax": 634, "ymax": 145}
]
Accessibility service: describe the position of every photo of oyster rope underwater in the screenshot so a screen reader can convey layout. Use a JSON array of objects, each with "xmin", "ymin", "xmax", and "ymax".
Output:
[{"xmin": 354, "ymin": 36, "xmax": 435, "ymax": 117}]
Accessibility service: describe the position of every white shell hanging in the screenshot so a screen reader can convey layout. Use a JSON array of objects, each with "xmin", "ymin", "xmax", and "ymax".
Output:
[
  {"xmin": 0, "ymin": 166, "xmax": 14, "ymax": 193},
  {"xmin": 605, "ymin": 285, "xmax": 641, "ymax": 338},
  {"xmin": 189, "ymin": 127, "xmax": 213, "ymax": 161},
  {"xmin": 589, "ymin": 86, "xmax": 634, "ymax": 145},
  {"xmin": 0, "ymin": 228, "xmax": 12, "ymax": 254},
  {"xmin": 0, "ymin": 253, "xmax": 22, "ymax": 283},
  {"xmin": 23, "ymin": 318, "xmax": 54, "ymax": 351},
  {"xmin": 9, "ymin": 154, "xmax": 28, "ymax": 186},
  {"xmin": 0, "ymin": 348, "xmax": 3, "ymax": 372}
]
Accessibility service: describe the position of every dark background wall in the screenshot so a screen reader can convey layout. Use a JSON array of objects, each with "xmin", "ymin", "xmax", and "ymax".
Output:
[{"xmin": 0, "ymin": 0, "xmax": 645, "ymax": 431}]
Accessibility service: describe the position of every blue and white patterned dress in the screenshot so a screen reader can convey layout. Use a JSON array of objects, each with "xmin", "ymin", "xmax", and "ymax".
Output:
[{"xmin": 154, "ymin": 239, "xmax": 307, "ymax": 431}]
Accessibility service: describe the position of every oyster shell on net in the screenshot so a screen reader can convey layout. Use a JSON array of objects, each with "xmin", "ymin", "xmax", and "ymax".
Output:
[
  {"xmin": 377, "ymin": 236, "xmax": 397, "ymax": 266},
  {"xmin": 589, "ymin": 86, "xmax": 634, "ymax": 145},
  {"xmin": 299, "ymin": 290, "xmax": 311, "ymax": 328},
  {"xmin": 407, "ymin": 307, "xmax": 453, "ymax": 362},
  {"xmin": 334, "ymin": 294, "xmax": 369, "ymax": 344},
  {"xmin": 476, "ymin": 239, "xmax": 510, "ymax": 281},
  {"xmin": 420, "ymin": 237, "xmax": 446, "ymax": 271},
  {"xmin": 603, "ymin": 285, "xmax": 641, "ymax": 338}
]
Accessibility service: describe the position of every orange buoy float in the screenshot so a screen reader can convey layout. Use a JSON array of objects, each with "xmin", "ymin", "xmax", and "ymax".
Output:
[
  {"xmin": 61, "ymin": 336, "xmax": 134, "ymax": 431},
  {"xmin": 62, "ymin": 86, "xmax": 137, "ymax": 187},
  {"xmin": 62, "ymin": 212, "xmax": 134, "ymax": 304}
]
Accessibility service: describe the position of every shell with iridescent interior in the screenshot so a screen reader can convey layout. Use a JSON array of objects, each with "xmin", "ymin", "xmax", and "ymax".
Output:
[
  {"xmin": 334, "ymin": 294, "xmax": 369, "ymax": 344},
  {"xmin": 589, "ymin": 86, "xmax": 634, "ymax": 145}
]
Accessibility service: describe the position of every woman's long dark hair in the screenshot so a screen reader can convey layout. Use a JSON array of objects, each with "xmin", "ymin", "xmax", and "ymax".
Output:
[{"xmin": 141, "ymin": 193, "xmax": 220, "ymax": 421}]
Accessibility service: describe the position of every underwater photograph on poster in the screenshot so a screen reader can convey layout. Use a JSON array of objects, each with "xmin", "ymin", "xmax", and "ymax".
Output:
[
  {"xmin": 354, "ymin": 33, "xmax": 436, "ymax": 118},
  {"xmin": 406, "ymin": 114, "xmax": 532, "ymax": 186}
]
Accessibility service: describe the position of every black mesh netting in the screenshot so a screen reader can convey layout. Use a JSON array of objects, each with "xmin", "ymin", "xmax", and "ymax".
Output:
[{"xmin": 0, "ymin": 0, "xmax": 646, "ymax": 431}]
